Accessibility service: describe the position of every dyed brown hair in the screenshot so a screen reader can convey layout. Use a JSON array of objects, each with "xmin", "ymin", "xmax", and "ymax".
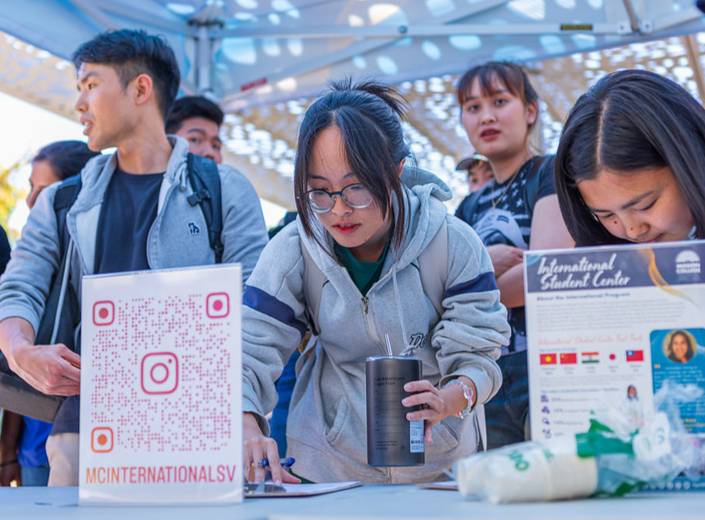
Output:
[{"xmin": 456, "ymin": 61, "xmax": 539, "ymax": 129}]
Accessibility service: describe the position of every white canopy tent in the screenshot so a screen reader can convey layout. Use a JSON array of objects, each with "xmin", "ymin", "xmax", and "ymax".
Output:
[{"xmin": 1, "ymin": 0, "xmax": 704, "ymax": 208}]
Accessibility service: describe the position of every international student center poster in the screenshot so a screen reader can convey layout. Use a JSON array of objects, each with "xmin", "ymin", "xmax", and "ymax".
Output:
[{"xmin": 525, "ymin": 240, "xmax": 705, "ymax": 491}]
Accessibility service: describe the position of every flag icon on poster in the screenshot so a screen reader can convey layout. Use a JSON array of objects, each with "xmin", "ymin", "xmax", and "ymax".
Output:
[
  {"xmin": 626, "ymin": 350, "xmax": 644, "ymax": 362},
  {"xmin": 559, "ymin": 353, "xmax": 577, "ymax": 365},
  {"xmin": 540, "ymin": 353, "xmax": 557, "ymax": 365},
  {"xmin": 581, "ymin": 351, "xmax": 599, "ymax": 364}
]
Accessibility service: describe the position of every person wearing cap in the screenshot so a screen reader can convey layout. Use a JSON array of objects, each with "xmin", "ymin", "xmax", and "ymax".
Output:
[{"xmin": 456, "ymin": 153, "xmax": 493, "ymax": 193}]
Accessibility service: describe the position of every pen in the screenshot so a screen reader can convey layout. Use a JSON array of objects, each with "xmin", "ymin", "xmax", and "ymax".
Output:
[
  {"xmin": 259, "ymin": 456, "xmax": 295, "ymax": 470},
  {"xmin": 260, "ymin": 456, "xmax": 296, "ymax": 482}
]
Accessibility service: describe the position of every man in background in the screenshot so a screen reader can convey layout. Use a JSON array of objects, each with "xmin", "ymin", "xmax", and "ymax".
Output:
[
  {"xmin": 0, "ymin": 29, "xmax": 268, "ymax": 486},
  {"xmin": 166, "ymin": 95, "xmax": 224, "ymax": 164}
]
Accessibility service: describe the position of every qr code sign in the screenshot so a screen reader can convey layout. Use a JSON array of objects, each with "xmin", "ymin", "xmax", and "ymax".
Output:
[{"xmin": 88, "ymin": 293, "xmax": 233, "ymax": 453}]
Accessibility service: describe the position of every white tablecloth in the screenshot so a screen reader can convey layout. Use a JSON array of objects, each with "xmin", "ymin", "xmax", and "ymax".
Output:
[{"xmin": 0, "ymin": 484, "xmax": 702, "ymax": 519}]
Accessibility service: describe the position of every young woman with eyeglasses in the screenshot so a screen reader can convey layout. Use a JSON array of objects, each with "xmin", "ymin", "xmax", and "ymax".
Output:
[{"xmin": 239, "ymin": 81, "xmax": 510, "ymax": 484}]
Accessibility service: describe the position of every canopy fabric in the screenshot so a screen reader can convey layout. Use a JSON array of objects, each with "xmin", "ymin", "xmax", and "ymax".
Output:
[
  {"xmin": 2, "ymin": 1, "xmax": 704, "ymax": 108},
  {"xmin": 1, "ymin": 1, "xmax": 705, "ymax": 209}
]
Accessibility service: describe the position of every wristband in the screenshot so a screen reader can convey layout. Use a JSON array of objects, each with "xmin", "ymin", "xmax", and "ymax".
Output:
[{"xmin": 0, "ymin": 459, "xmax": 18, "ymax": 468}]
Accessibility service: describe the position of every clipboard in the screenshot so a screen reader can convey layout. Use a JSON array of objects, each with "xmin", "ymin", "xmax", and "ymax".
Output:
[
  {"xmin": 244, "ymin": 481, "xmax": 361, "ymax": 498},
  {"xmin": 417, "ymin": 481, "xmax": 458, "ymax": 491}
]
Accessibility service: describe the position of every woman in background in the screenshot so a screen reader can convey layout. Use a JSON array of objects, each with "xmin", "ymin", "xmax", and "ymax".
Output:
[
  {"xmin": 454, "ymin": 61, "xmax": 573, "ymax": 448},
  {"xmin": 0, "ymin": 140, "xmax": 98, "ymax": 487}
]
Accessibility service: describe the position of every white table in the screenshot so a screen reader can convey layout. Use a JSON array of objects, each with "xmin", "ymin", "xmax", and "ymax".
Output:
[{"xmin": 1, "ymin": 484, "xmax": 702, "ymax": 520}]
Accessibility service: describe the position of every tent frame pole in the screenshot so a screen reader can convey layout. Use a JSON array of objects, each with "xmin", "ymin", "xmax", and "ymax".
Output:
[
  {"xmin": 195, "ymin": 24, "xmax": 212, "ymax": 94},
  {"xmin": 213, "ymin": 22, "xmax": 629, "ymax": 40}
]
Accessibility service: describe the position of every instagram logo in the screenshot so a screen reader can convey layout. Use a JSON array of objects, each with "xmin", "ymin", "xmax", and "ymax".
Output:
[
  {"xmin": 91, "ymin": 427, "xmax": 114, "ymax": 453},
  {"xmin": 92, "ymin": 301, "xmax": 115, "ymax": 326},
  {"xmin": 140, "ymin": 352, "xmax": 179, "ymax": 395},
  {"xmin": 206, "ymin": 292, "xmax": 230, "ymax": 319}
]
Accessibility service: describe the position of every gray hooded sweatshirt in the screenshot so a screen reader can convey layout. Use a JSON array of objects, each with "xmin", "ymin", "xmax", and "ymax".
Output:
[
  {"xmin": 242, "ymin": 167, "xmax": 510, "ymax": 483},
  {"xmin": 0, "ymin": 136, "xmax": 269, "ymax": 434}
]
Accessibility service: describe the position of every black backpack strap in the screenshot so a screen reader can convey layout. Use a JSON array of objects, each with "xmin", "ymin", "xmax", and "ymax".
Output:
[
  {"xmin": 33, "ymin": 176, "xmax": 83, "ymax": 348},
  {"xmin": 186, "ymin": 153, "xmax": 224, "ymax": 264},
  {"xmin": 53, "ymin": 176, "xmax": 82, "ymax": 253}
]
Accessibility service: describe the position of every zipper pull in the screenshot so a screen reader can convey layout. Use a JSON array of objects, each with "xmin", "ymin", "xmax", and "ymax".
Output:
[{"xmin": 362, "ymin": 296, "xmax": 369, "ymax": 314}]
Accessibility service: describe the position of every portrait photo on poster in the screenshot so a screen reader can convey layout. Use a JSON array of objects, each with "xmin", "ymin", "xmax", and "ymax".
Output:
[{"xmin": 650, "ymin": 327, "xmax": 705, "ymax": 435}]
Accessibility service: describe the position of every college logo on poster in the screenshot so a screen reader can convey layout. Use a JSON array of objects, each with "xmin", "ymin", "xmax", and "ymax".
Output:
[{"xmin": 675, "ymin": 250, "xmax": 701, "ymax": 276}]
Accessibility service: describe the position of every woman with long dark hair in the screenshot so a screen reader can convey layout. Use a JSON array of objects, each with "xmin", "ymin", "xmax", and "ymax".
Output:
[
  {"xmin": 240, "ymin": 81, "xmax": 509, "ymax": 483},
  {"xmin": 0, "ymin": 140, "xmax": 98, "ymax": 488},
  {"xmin": 555, "ymin": 69, "xmax": 703, "ymax": 246},
  {"xmin": 455, "ymin": 61, "xmax": 573, "ymax": 448}
]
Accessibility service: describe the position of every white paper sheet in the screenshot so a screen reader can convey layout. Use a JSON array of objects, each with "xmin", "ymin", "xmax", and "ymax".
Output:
[{"xmin": 245, "ymin": 481, "xmax": 361, "ymax": 498}]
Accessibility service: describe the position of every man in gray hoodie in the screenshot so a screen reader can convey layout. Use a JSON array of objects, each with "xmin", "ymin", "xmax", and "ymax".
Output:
[{"xmin": 0, "ymin": 29, "xmax": 268, "ymax": 486}]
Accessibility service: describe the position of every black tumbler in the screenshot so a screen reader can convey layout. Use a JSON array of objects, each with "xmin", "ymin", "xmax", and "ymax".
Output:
[{"xmin": 366, "ymin": 356, "xmax": 425, "ymax": 467}]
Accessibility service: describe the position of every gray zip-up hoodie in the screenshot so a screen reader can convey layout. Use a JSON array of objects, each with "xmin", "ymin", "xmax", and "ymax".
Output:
[
  {"xmin": 0, "ymin": 136, "xmax": 269, "ymax": 433},
  {"xmin": 242, "ymin": 168, "xmax": 510, "ymax": 483}
]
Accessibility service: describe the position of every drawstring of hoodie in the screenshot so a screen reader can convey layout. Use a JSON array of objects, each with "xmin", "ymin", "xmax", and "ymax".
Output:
[
  {"xmin": 392, "ymin": 266, "xmax": 412, "ymax": 355},
  {"xmin": 176, "ymin": 161, "xmax": 189, "ymax": 190}
]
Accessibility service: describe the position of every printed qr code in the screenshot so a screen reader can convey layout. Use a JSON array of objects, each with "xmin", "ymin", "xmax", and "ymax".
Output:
[{"xmin": 88, "ymin": 293, "xmax": 233, "ymax": 453}]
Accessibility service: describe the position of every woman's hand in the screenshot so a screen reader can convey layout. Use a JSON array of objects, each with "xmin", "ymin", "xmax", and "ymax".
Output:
[
  {"xmin": 402, "ymin": 378, "xmax": 476, "ymax": 443},
  {"xmin": 486, "ymin": 244, "xmax": 524, "ymax": 278},
  {"xmin": 243, "ymin": 413, "xmax": 300, "ymax": 484}
]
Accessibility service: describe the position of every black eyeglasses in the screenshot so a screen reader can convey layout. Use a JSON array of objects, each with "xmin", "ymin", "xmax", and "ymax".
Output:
[{"xmin": 304, "ymin": 183, "xmax": 374, "ymax": 214}]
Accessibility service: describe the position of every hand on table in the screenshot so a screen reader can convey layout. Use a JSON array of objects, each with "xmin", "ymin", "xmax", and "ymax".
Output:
[{"xmin": 243, "ymin": 413, "xmax": 300, "ymax": 485}]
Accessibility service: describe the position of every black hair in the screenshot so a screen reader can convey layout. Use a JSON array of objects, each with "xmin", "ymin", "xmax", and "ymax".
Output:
[
  {"xmin": 456, "ymin": 61, "xmax": 539, "ymax": 124},
  {"xmin": 32, "ymin": 140, "xmax": 100, "ymax": 180},
  {"xmin": 294, "ymin": 79, "xmax": 410, "ymax": 251},
  {"xmin": 72, "ymin": 29, "xmax": 180, "ymax": 120},
  {"xmin": 165, "ymin": 95, "xmax": 224, "ymax": 134},
  {"xmin": 555, "ymin": 69, "xmax": 705, "ymax": 246}
]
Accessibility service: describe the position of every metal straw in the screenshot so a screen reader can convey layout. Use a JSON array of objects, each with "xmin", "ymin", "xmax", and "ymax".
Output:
[{"xmin": 384, "ymin": 333, "xmax": 394, "ymax": 357}]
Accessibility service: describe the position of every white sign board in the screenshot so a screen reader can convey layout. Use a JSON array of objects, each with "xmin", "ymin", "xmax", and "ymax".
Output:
[
  {"xmin": 525, "ymin": 241, "xmax": 705, "ymax": 492},
  {"xmin": 79, "ymin": 264, "xmax": 242, "ymax": 505}
]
